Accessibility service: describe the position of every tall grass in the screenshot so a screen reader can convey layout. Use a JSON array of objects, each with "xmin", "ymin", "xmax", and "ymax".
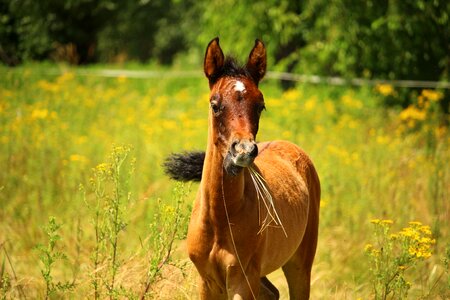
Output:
[{"xmin": 0, "ymin": 64, "xmax": 448, "ymax": 299}]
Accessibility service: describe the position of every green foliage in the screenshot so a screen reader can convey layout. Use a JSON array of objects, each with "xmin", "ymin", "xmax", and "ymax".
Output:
[
  {"xmin": 443, "ymin": 244, "xmax": 450, "ymax": 293},
  {"xmin": 35, "ymin": 217, "xmax": 75, "ymax": 299},
  {"xmin": 1, "ymin": 0, "xmax": 119, "ymax": 64},
  {"xmin": 98, "ymin": 0, "xmax": 196, "ymax": 64},
  {"xmin": 0, "ymin": 0, "xmax": 196, "ymax": 65},
  {"xmin": 84, "ymin": 145, "xmax": 135, "ymax": 299},
  {"xmin": 141, "ymin": 182, "xmax": 190, "ymax": 298},
  {"xmin": 0, "ymin": 256, "xmax": 11, "ymax": 299},
  {"xmin": 1, "ymin": 0, "xmax": 448, "ymax": 93},
  {"xmin": 193, "ymin": 0, "xmax": 306, "ymax": 68},
  {"xmin": 296, "ymin": 0, "xmax": 450, "ymax": 82}
]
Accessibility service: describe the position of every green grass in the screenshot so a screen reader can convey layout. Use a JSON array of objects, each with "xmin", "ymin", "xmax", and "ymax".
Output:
[{"xmin": 0, "ymin": 63, "xmax": 449, "ymax": 299}]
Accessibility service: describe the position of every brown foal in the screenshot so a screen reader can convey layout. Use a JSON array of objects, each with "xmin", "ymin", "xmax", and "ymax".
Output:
[{"xmin": 165, "ymin": 37, "xmax": 320, "ymax": 300}]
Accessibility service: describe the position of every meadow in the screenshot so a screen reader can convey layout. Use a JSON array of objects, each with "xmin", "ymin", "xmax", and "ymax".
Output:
[{"xmin": 0, "ymin": 64, "xmax": 449, "ymax": 299}]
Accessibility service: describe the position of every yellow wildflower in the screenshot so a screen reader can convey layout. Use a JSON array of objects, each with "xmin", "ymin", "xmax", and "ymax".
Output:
[
  {"xmin": 390, "ymin": 233, "xmax": 399, "ymax": 240},
  {"xmin": 375, "ymin": 84, "xmax": 395, "ymax": 96},
  {"xmin": 419, "ymin": 225, "xmax": 432, "ymax": 235},
  {"xmin": 435, "ymin": 126, "xmax": 447, "ymax": 139},
  {"xmin": 372, "ymin": 249, "xmax": 381, "ymax": 257},
  {"xmin": 56, "ymin": 72, "xmax": 75, "ymax": 84},
  {"xmin": 324, "ymin": 100, "xmax": 336, "ymax": 115},
  {"xmin": 314, "ymin": 125, "xmax": 324, "ymax": 133},
  {"xmin": 175, "ymin": 89, "xmax": 190, "ymax": 102},
  {"xmin": 417, "ymin": 95, "xmax": 430, "ymax": 109},
  {"xmin": 408, "ymin": 221, "xmax": 423, "ymax": 226},
  {"xmin": 341, "ymin": 94, "xmax": 363, "ymax": 109},
  {"xmin": 0, "ymin": 97, "xmax": 9, "ymax": 114},
  {"xmin": 421, "ymin": 89, "xmax": 443, "ymax": 102},
  {"xmin": 376, "ymin": 135, "xmax": 389, "ymax": 145},
  {"xmin": 162, "ymin": 120, "xmax": 177, "ymax": 130},
  {"xmin": 266, "ymin": 97, "xmax": 282, "ymax": 107},
  {"xmin": 75, "ymin": 136, "xmax": 88, "ymax": 145},
  {"xmin": 69, "ymin": 154, "xmax": 88, "ymax": 164},
  {"xmin": 364, "ymin": 244, "xmax": 374, "ymax": 252},
  {"xmin": 304, "ymin": 97, "xmax": 317, "ymax": 111},
  {"xmin": 283, "ymin": 89, "xmax": 302, "ymax": 101},
  {"xmin": 31, "ymin": 109, "xmax": 49, "ymax": 120},
  {"xmin": 282, "ymin": 131, "xmax": 292, "ymax": 139},
  {"xmin": 37, "ymin": 80, "xmax": 59, "ymax": 93},
  {"xmin": 399, "ymin": 105, "xmax": 426, "ymax": 121},
  {"xmin": 94, "ymin": 163, "xmax": 111, "ymax": 175}
]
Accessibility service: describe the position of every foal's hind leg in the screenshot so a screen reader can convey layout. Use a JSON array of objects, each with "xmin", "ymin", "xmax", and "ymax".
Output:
[
  {"xmin": 282, "ymin": 257, "xmax": 312, "ymax": 300},
  {"xmin": 283, "ymin": 159, "xmax": 320, "ymax": 299},
  {"xmin": 258, "ymin": 277, "xmax": 279, "ymax": 300}
]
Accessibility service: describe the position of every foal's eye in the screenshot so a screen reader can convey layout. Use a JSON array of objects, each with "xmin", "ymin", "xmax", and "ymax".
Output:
[{"xmin": 210, "ymin": 101, "xmax": 221, "ymax": 115}]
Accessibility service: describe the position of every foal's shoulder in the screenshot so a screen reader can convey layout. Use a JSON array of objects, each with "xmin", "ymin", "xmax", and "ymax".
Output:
[
  {"xmin": 258, "ymin": 140, "xmax": 307, "ymax": 157},
  {"xmin": 257, "ymin": 140, "xmax": 314, "ymax": 168}
]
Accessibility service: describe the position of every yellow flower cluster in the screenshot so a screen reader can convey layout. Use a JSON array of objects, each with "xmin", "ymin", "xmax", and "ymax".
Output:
[
  {"xmin": 399, "ymin": 105, "xmax": 426, "ymax": 122},
  {"xmin": 370, "ymin": 219, "xmax": 393, "ymax": 225},
  {"xmin": 365, "ymin": 219, "xmax": 436, "ymax": 298},
  {"xmin": 366, "ymin": 219, "xmax": 435, "ymax": 261},
  {"xmin": 94, "ymin": 162, "xmax": 112, "ymax": 176},
  {"xmin": 399, "ymin": 221, "xmax": 435, "ymax": 259},
  {"xmin": 399, "ymin": 88, "xmax": 444, "ymax": 129},
  {"xmin": 421, "ymin": 89, "xmax": 443, "ymax": 102},
  {"xmin": 341, "ymin": 94, "xmax": 363, "ymax": 109},
  {"xmin": 365, "ymin": 243, "xmax": 381, "ymax": 257}
]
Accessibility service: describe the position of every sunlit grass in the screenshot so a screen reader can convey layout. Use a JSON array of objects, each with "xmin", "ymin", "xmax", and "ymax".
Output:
[{"xmin": 0, "ymin": 64, "xmax": 448, "ymax": 299}]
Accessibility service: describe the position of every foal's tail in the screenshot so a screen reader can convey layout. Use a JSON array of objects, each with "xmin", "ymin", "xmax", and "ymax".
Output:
[{"xmin": 163, "ymin": 151, "xmax": 205, "ymax": 181}]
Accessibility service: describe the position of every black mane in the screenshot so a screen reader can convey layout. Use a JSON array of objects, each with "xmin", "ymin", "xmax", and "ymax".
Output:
[{"xmin": 209, "ymin": 56, "xmax": 252, "ymax": 84}]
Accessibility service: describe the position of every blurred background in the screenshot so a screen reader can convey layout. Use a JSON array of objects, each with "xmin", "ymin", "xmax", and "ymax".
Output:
[
  {"xmin": 1, "ymin": 1, "xmax": 449, "ymax": 299},
  {"xmin": 1, "ymin": 0, "xmax": 449, "ymax": 82}
]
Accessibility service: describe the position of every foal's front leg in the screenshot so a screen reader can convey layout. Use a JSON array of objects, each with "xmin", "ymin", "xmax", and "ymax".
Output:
[
  {"xmin": 226, "ymin": 265, "xmax": 260, "ymax": 300},
  {"xmin": 198, "ymin": 277, "xmax": 227, "ymax": 300}
]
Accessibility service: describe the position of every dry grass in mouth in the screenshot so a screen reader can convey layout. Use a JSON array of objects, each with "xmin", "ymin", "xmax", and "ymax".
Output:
[{"xmin": 248, "ymin": 165, "xmax": 287, "ymax": 237}]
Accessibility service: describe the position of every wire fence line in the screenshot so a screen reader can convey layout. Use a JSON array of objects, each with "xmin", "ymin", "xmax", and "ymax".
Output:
[
  {"xmin": 17, "ymin": 68, "xmax": 450, "ymax": 89},
  {"xmin": 267, "ymin": 72, "xmax": 450, "ymax": 89}
]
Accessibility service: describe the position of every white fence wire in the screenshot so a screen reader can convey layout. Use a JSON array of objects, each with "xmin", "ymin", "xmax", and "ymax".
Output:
[{"xmin": 17, "ymin": 68, "xmax": 450, "ymax": 89}]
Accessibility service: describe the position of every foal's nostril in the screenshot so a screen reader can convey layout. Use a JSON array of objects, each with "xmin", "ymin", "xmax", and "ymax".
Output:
[
  {"xmin": 231, "ymin": 141, "xmax": 239, "ymax": 154},
  {"xmin": 248, "ymin": 143, "xmax": 258, "ymax": 158}
]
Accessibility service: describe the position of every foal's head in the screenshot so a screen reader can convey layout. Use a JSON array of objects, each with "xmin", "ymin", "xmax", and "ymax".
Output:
[{"xmin": 204, "ymin": 38, "xmax": 267, "ymax": 175}]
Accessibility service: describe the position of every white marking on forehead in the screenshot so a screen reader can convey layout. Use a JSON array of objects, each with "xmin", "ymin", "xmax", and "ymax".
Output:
[{"xmin": 234, "ymin": 80, "xmax": 246, "ymax": 93}]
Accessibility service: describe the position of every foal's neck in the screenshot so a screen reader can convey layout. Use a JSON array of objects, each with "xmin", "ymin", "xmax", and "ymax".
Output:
[{"xmin": 201, "ymin": 137, "xmax": 246, "ymax": 220}]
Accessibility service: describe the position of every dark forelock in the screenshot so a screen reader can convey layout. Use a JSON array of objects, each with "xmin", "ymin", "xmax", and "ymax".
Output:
[{"xmin": 210, "ymin": 56, "xmax": 251, "ymax": 84}]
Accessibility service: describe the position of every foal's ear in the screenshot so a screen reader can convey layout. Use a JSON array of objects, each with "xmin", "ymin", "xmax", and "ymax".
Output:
[
  {"xmin": 204, "ymin": 37, "xmax": 224, "ymax": 83},
  {"xmin": 246, "ymin": 39, "xmax": 266, "ymax": 84}
]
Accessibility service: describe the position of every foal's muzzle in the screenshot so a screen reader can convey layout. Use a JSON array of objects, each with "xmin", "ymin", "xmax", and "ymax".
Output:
[{"xmin": 230, "ymin": 139, "xmax": 258, "ymax": 167}]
